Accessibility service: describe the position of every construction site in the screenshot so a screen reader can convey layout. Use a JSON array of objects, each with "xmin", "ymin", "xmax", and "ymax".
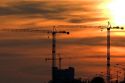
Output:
[
  {"xmin": 1, "ymin": 22, "xmax": 125, "ymax": 83},
  {"xmin": 1, "ymin": 0, "xmax": 125, "ymax": 83}
]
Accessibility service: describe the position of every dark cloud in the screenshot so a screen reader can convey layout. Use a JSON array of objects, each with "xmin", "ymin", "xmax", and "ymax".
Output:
[
  {"xmin": 0, "ymin": 1, "xmax": 90, "ymax": 15},
  {"xmin": 0, "ymin": 1, "xmax": 80, "ymax": 19},
  {"xmin": 58, "ymin": 36, "xmax": 125, "ymax": 47},
  {"xmin": 0, "ymin": 38, "xmax": 50, "ymax": 48},
  {"xmin": 67, "ymin": 18, "xmax": 84, "ymax": 23},
  {"xmin": 0, "ymin": 1, "xmax": 44, "ymax": 15},
  {"xmin": 0, "ymin": 1, "xmax": 107, "ymax": 23},
  {"xmin": 0, "ymin": 35, "xmax": 125, "ymax": 49},
  {"xmin": 67, "ymin": 17, "xmax": 107, "ymax": 23}
]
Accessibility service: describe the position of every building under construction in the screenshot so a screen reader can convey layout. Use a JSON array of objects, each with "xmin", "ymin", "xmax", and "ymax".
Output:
[{"xmin": 48, "ymin": 67, "xmax": 78, "ymax": 83}]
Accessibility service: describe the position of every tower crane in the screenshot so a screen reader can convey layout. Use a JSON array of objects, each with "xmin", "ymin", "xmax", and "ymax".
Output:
[
  {"xmin": 1, "ymin": 26, "xmax": 69, "ymax": 83},
  {"xmin": 101, "ymin": 22, "xmax": 124, "ymax": 83}
]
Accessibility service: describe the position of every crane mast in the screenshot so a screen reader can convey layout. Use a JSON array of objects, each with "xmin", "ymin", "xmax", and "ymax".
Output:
[
  {"xmin": 52, "ymin": 31, "xmax": 56, "ymax": 68},
  {"xmin": 47, "ymin": 27, "xmax": 69, "ymax": 83},
  {"xmin": 101, "ymin": 22, "xmax": 123, "ymax": 83},
  {"xmin": 107, "ymin": 23, "xmax": 111, "ymax": 83}
]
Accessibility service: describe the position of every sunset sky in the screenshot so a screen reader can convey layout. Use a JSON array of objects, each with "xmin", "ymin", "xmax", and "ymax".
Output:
[{"xmin": 0, "ymin": 0, "xmax": 125, "ymax": 83}]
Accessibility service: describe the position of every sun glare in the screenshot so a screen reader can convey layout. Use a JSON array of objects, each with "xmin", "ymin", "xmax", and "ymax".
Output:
[{"xmin": 108, "ymin": 0, "xmax": 125, "ymax": 26}]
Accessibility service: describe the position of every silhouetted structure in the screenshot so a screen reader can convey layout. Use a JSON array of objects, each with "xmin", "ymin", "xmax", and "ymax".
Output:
[
  {"xmin": 48, "ymin": 67, "xmax": 83, "ymax": 83},
  {"xmin": 90, "ymin": 76, "xmax": 105, "ymax": 83},
  {"xmin": 54, "ymin": 67, "xmax": 74, "ymax": 82}
]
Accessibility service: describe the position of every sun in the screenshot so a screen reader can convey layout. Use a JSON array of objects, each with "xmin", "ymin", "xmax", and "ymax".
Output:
[{"xmin": 108, "ymin": 0, "xmax": 125, "ymax": 26}]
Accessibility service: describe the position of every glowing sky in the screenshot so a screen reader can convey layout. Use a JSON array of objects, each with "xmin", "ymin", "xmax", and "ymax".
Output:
[
  {"xmin": 0, "ymin": 0, "xmax": 110, "ymax": 27},
  {"xmin": 0, "ymin": 0, "xmax": 125, "ymax": 83}
]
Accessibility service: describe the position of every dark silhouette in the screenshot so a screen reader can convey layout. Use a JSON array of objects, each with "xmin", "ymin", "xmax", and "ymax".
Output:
[
  {"xmin": 49, "ymin": 67, "xmax": 83, "ymax": 83},
  {"xmin": 120, "ymin": 80, "xmax": 125, "ymax": 83},
  {"xmin": 91, "ymin": 76, "xmax": 105, "ymax": 83}
]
